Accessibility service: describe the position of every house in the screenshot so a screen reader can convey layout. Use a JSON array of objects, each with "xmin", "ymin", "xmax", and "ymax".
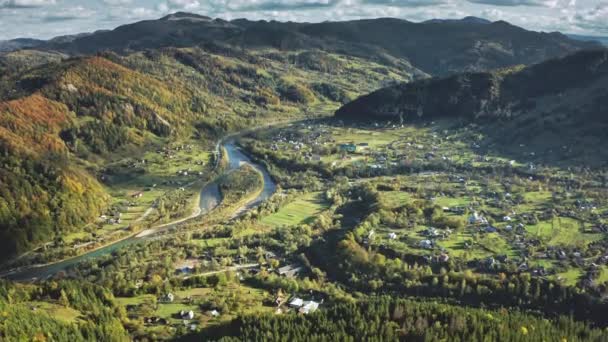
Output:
[
  {"xmin": 469, "ymin": 212, "xmax": 487, "ymax": 225},
  {"xmin": 485, "ymin": 226, "xmax": 498, "ymax": 233},
  {"xmin": 131, "ymin": 191, "xmax": 144, "ymax": 199},
  {"xmin": 278, "ymin": 264, "xmax": 303, "ymax": 278},
  {"xmin": 160, "ymin": 293, "xmax": 175, "ymax": 303},
  {"xmin": 208, "ymin": 310, "xmax": 220, "ymax": 317},
  {"xmin": 424, "ymin": 227, "xmax": 440, "ymax": 237},
  {"xmin": 357, "ymin": 143, "xmax": 370, "ymax": 150},
  {"xmin": 532, "ymin": 267, "xmax": 547, "ymax": 276},
  {"xmin": 503, "ymin": 216, "xmax": 512, "ymax": 222},
  {"xmin": 484, "ymin": 257, "xmax": 496, "ymax": 268},
  {"xmin": 289, "ymin": 297, "xmax": 304, "ymax": 308},
  {"xmin": 299, "ymin": 301, "xmax": 320, "ymax": 314},
  {"xmin": 420, "ymin": 240, "xmax": 433, "ymax": 249},
  {"xmin": 180, "ymin": 310, "xmax": 195, "ymax": 320},
  {"xmin": 438, "ymin": 254, "xmax": 450, "ymax": 263},
  {"xmin": 177, "ymin": 266, "xmax": 195, "ymax": 274},
  {"xmin": 176, "ymin": 259, "xmax": 200, "ymax": 274},
  {"xmin": 339, "ymin": 143, "xmax": 357, "ymax": 153},
  {"xmin": 388, "ymin": 232, "xmax": 397, "ymax": 240}
]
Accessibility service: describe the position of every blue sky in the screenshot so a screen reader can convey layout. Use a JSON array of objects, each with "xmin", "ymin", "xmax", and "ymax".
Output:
[{"xmin": 0, "ymin": 0, "xmax": 606, "ymax": 40}]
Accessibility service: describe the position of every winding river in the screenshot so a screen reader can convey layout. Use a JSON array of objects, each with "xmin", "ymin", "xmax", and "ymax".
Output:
[{"xmin": 4, "ymin": 139, "xmax": 276, "ymax": 282}]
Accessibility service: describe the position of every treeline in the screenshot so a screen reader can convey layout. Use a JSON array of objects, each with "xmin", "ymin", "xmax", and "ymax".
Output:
[
  {"xmin": 0, "ymin": 280, "xmax": 129, "ymax": 341},
  {"xmin": 186, "ymin": 297, "xmax": 607, "ymax": 341},
  {"xmin": 219, "ymin": 165, "xmax": 263, "ymax": 205}
]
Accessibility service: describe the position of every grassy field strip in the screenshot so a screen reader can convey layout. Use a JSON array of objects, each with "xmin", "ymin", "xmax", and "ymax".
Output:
[
  {"xmin": 29, "ymin": 301, "xmax": 82, "ymax": 323},
  {"xmin": 261, "ymin": 192, "xmax": 330, "ymax": 227}
]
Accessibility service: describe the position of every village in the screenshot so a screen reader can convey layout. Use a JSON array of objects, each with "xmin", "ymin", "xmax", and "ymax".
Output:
[
  {"xmin": 241, "ymin": 119, "xmax": 608, "ymax": 288},
  {"xmin": 117, "ymin": 253, "xmax": 322, "ymax": 334}
]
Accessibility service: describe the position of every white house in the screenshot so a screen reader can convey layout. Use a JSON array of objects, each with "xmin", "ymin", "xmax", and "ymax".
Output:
[
  {"xmin": 181, "ymin": 310, "xmax": 194, "ymax": 320},
  {"xmin": 299, "ymin": 301, "xmax": 320, "ymax": 314},
  {"xmin": 469, "ymin": 212, "xmax": 488, "ymax": 225},
  {"xmin": 161, "ymin": 293, "xmax": 174, "ymax": 303},
  {"xmin": 289, "ymin": 298, "xmax": 304, "ymax": 308},
  {"xmin": 420, "ymin": 240, "xmax": 433, "ymax": 249}
]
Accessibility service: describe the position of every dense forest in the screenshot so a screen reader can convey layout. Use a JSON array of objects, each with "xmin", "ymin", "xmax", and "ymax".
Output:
[{"xmin": 187, "ymin": 297, "xmax": 607, "ymax": 341}]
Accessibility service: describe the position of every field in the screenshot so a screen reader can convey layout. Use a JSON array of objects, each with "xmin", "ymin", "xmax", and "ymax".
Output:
[
  {"xmin": 261, "ymin": 192, "xmax": 330, "ymax": 228},
  {"xmin": 29, "ymin": 301, "xmax": 82, "ymax": 323}
]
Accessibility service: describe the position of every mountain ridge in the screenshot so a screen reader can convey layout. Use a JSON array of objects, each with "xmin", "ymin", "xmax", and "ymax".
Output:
[{"xmin": 7, "ymin": 13, "xmax": 595, "ymax": 77}]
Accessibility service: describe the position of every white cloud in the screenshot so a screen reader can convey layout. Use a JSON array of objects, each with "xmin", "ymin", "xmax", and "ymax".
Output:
[
  {"xmin": 362, "ymin": 0, "xmax": 450, "ymax": 7},
  {"xmin": 40, "ymin": 5, "xmax": 95, "ymax": 22},
  {"xmin": 157, "ymin": 2, "xmax": 169, "ymax": 12},
  {"xmin": 572, "ymin": 3, "xmax": 608, "ymax": 34},
  {"xmin": 468, "ymin": 0, "xmax": 574, "ymax": 7},
  {"xmin": 102, "ymin": 0, "xmax": 133, "ymax": 6},
  {"xmin": 167, "ymin": 0, "xmax": 200, "ymax": 10},
  {"xmin": 0, "ymin": 0, "xmax": 55, "ymax": 8}
]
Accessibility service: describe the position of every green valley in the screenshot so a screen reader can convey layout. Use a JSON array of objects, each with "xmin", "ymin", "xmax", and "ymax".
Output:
[{"xmin": 0, "ymin": 10, "xmax": 607, "ymax": 342}]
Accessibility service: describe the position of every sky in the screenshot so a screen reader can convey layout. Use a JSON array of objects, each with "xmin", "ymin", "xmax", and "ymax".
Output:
[{"xmin": 0, "ymin": 0, "xmax": 606, "ymax": 40}]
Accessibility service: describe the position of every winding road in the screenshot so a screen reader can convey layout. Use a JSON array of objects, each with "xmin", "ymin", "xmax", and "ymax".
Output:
[{"xmin": 3, "ymin": 138, "xmax": 276, "ymax": 282}]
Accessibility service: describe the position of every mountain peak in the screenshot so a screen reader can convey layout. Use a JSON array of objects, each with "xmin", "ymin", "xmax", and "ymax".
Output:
[
  {"xmin": 423, "ymin": 16, "xmax": 491, "ymax": 25},
  {"xmin": 462, "ymin": 16, "xmax": 492, "ymax": 24},
  {"xmin": 160, "ymin": 12, "xmax": 212, "ymax": 22}
]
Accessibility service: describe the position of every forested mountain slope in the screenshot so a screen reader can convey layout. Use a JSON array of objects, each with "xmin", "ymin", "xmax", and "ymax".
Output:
[
  {"xmin": 0, "ymin": 56, "xmax": 198, "ymax": 258},
  {"xmin": 336, "ymin": 49, "xmax": 608, "ymax": 164},
  {"xmin": 0, "ymin": 44, "xmax": 414, "ymax": 259}
]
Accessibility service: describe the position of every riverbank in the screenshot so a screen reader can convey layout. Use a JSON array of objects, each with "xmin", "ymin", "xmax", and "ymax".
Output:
[{"xmin": 1, "ymin": 131, "xmax": 279, "ymax": 281}]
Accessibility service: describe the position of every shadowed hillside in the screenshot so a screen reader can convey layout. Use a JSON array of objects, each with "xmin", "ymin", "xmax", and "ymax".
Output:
[{"xmin": 336, "ymin": 49, "xmax": 608, "ymax": 165}]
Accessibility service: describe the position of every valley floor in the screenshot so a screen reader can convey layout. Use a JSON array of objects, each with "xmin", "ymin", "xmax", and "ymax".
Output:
[{"xmin": 2, "ymin": 117, "xmax": 607, "ymax": 341}]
